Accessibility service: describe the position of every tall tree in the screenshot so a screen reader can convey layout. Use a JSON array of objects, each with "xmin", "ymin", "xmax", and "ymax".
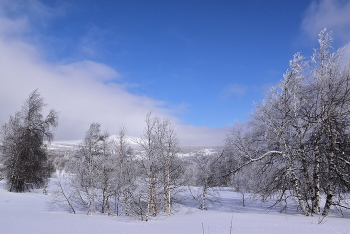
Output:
[
  {"xmin": 111, "ymin": 125, "xmax": 136, "ymax": 216},
  {"xmin": 0, "ymin": 90, "xmax": 58, "ymax": 192},
  {"xmin": 69, "ymin": 123, "xmax": 109, "ymax": 215},
  {"xmin": 224, "ymin": 30, "xmax": 350, "ymax": 216},
  {"xmin": 136, "ymin": 112, "xmax": 182, "ymax": 220}
]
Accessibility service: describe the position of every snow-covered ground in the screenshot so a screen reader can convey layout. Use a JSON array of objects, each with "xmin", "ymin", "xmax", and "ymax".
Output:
[{"xmin": 1, "ymin": 181, "xmax": 350, "ymax": 234}]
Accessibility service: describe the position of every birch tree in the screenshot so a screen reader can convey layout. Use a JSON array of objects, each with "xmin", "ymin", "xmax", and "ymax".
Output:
[
  {"xmin": 310, "ymin": 30, "xmax": 350, "ymax": 216},
  {"xmin": 136, "ymin": 113, "xmax": 182, "ymax": 220},
  {"xmin": 224, "ymin": 29, "xmax": 350, "ymax": 216},
  {"xmin": 112, "ymin": 126, "xmax": 136, "ymax": 216},
  {"xmin": 69, "ymin": 123, "xmax": 109, "ymax": 215},
  {"xmin": 189, "ymin": 151, "xmax": 224, "ymax": 210}
]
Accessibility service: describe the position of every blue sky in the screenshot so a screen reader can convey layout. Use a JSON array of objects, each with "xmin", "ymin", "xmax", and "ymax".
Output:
[
  {"xmin": 32, "ymin": 0, "xmax": 312, "ymax": 126},
  {"xmin": 1, "ymin": 0, "xmax": 350, "ymax": 145}
]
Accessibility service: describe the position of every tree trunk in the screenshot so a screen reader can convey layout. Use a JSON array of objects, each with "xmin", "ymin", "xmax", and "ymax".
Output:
[
  {"xmin": 288, "ymin": 154, "xmax": 309, "ymax": 216},
  {"xmin": 312, "ymin": 143, "xmax": 321, "ymax": 214},
  {"xmin": 322, "ymin": 151, "xmax": 335, "ymax": 217}
]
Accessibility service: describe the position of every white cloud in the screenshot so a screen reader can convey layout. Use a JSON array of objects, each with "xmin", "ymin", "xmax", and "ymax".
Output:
[
  {"xmin": 177, "ymin": 125, "xmax": 228, "ymax": 146},
  {"xmin": 0, "ymin": 1, "xmax": 227, "ymax": 146},
  {"xmin": 302, "ymin": 0, "xmax": 350, "ymax": 42}
]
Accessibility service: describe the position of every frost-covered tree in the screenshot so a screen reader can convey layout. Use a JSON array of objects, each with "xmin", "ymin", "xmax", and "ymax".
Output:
[
  {"xmin": 67, "ymin": 123, "xmax": 109, "ymax": 215},
  {"xmin": 0, "ymin": 90, "xmax": 58, "ymax": 192},
  {"xmin": 110, "ymin": 126, "xmax": 136, "ymax": 216},
  {"xmin": 135, "ymin": 113, "xmax": 182, "ymax": 220},
  {"xmin": 225, "ymin": 29, "xmax": 350, "ymax": 216},
  {"xmin": 55, "ymin": 123, "xmax": 140, "ymax": 217},
  {"xmin": 187, "ymin": 151, "xmax": 224, "ymax": 210}
]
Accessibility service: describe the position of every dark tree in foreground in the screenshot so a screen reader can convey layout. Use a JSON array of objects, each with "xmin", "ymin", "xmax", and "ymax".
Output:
[{"xmin": 0, "ymin": 90, "xmax": 58, "ymax": 192}]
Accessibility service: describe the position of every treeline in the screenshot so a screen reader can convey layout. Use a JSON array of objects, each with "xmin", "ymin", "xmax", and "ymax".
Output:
[
  {"xmin": 52, "ymin": 115, "xmax": 184, "ymax": 220},
  {"xmin": 0, "ymin": 88, "xmax": 223, "ymax": 220},
  {"xmin": 50, "ymin": 115, "xmax": 226, "ymax": 220}
]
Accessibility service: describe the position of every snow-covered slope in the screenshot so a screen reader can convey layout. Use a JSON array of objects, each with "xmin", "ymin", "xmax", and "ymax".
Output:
[
  {"xmin": 48, "ymin": 140, "xmax": 81, "ymax": 150},
  {"xmin": 49, "ymin": 137, "xmax": 223, "ymax": 156},
  {"xmin": 1, "ymin": 181, "xmax": 349, "ymax": 234}
]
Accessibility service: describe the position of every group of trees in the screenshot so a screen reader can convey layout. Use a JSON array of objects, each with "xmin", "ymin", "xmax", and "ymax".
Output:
[
  {"xmin": 135, "ymin": 113, "xmax": 183, "ymax": 219},
  {"xmin": 1, "ymin": 30, "xmax": 350, "ymax": 219},
  {"xmin": 0, "ymin": 89, "xmax": 201, "ymax": 220},
  {"xmin": 51, "ymin": 113, "xmax": 184, "ymax": 220},
  {"xmin": 224, "ymin": 30, "xmax": 350, "ymax": 217},
  {"xmin": 54, "ymin": 123, "xmax": 136, "ymax": 216}
]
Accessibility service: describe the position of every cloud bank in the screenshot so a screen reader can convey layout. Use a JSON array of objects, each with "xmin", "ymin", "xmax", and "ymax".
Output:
[{"xmin": 0, "ymin": 1, "xmax": 227, "ymax": 146}]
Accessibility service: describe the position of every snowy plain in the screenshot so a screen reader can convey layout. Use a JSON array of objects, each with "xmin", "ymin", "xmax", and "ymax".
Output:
[{"xmin": 1, "ymin": 180, "xmax": 350, "ymax": 234}]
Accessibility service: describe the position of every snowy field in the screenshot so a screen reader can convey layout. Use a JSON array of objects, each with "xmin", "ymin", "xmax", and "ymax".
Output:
[{"xmin": 1, "ymin": 181, "xmax": 350, "ymax": 234}]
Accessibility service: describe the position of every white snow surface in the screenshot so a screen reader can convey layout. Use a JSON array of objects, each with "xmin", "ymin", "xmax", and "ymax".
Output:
[{"xmin": 1, "ymin": 181, "xmax": 350, "ymax": 234}]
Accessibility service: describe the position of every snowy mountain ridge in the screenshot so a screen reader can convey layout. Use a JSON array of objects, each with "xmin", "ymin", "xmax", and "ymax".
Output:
[{"xmin": 48, "ymin": 136, "xmax": 223, "ymax": 156}]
